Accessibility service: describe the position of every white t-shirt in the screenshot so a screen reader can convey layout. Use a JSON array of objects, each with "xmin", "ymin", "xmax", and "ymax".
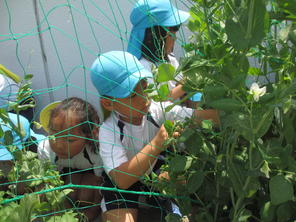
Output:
[
  {"xmin": 0, "ymin": 74, "xmax": 19, "ymax": 108},
  {"xmin": 99, "ymin": 101, "xmax": 193, "ymax": 174},
  {"xmin": 38, "ymin": 139, "xmax": 103, "ymax": 177},
  {"xmin": 139, "ymin": 53, "xmax": 183, "ymax": 91}
]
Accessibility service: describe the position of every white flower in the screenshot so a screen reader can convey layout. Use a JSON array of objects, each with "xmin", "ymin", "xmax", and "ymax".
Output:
[{"xmin": 249, "ymin": 82, "xmax": 266, "ymax": 102}]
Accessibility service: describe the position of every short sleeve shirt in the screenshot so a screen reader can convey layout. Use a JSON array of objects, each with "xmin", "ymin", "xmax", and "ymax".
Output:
[
  {"xmin": 38, "ymin": 139, "xmax": 103, "ymax": 177},
  {"xmin": 99, "ymin": 101, "xmax": 193, "ymax": 174}
]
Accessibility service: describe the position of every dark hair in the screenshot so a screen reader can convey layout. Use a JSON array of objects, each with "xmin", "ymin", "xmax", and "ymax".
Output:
[
  {"xmin": 49, "ymin": 97, "xmax": 100, "ymax": 145},
  {"xmin": 141, "ymin": 25, "xmax": 180, "ymax": 63}
]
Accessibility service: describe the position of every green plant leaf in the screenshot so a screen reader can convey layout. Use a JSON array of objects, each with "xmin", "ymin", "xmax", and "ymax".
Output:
[
  {"xmin": 156, "ymin": 64, "xmax": 175, "ymax": 83},
  {"xmin": 260, "ymin": 201, "xmax": 275, "ymax": 222},
  {"xmin": 169, "ymin": 156, "xmax": 193, "ymax": 173},
  {"xmin": 238, "ymin": 209, "xmax": 252, "ymax": 222},
  {"xmin": 276, "ymin": 202, "xmax": 293, "ymax": 222},
  {"xmin": 208, "ymin": 98, "xmax": 243, "ymax": 112},
  {"xmin": 248, "ymin": 67, "xmax": 263, "ymax": 76},
  {"xmin": 269, "ymin": 175, "xmax": 294, "ymax": 205},
  {"xmin": 260, "ymin": 161, "xmax": 271, "ymax": 178},
  {"xmin": 187, "ymin": 170, "xmax": 204, "ymax": 194},
  {"xmin": 158, "ymin": 83, "xmax": 170, "ymax": 99},
  {"xmin": 165, "ymin": 213, "xmax": 182, "ymax": 222},
  {"xmin": 225, "ymin": 0, "xmax": 268, "ymax": 50}
]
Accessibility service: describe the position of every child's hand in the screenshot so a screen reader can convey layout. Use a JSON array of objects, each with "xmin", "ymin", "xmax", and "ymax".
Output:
[
  {"xmin": 152, "ymin": 123, "xmax": 181, "ymax": 151},
  {"xmin": 152, "ymin": 124, "xmax": 169, "ymax": 150}
]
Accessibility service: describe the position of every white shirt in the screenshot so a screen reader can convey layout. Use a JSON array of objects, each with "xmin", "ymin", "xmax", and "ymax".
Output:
[
  {"xmin": 99, "ymin": 101, "xmax": 193, "ymax": 174},
  {"xmin": 0, "ymin": 74, "xmax": 19, "ymax": 108},
  {"xmin": 38, "ymin": 139, "xmax": 103, "ymax": 176},
  {"xmin": 139, "ymin": 54, "xmax": 183, "ymax": 91}
]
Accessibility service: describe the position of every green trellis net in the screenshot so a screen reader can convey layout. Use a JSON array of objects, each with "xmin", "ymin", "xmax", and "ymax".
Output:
[{"xmin": 0, "ymin": 0, "xmax": 194, "ymax": 221}]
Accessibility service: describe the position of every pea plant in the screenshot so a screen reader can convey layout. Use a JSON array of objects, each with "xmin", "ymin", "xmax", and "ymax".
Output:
[
  {"xmin": 0, "ymin": 75, "xmax": 78, "ymax": 221},
  {"xmin": 150, "ymin": 0, "xmax": 296, "ymax": 221}
]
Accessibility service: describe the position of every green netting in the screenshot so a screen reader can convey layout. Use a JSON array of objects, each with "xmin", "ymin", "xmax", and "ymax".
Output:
[{"xmin": 0, "ymin": 0, "xmax": 193, "ymax": 221}]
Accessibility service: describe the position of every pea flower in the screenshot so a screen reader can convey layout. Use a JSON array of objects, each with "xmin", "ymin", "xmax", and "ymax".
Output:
[{"xmin": 249, "ymin": 82, "xmax": 266, "ymax": 102}]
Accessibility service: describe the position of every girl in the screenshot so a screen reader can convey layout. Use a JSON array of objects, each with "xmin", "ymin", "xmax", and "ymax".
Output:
[
  {"xmin": 38, "ymin": 97, "xmax": 103, "ymax": 221},
  {"xmin": 127, "ymin": 0, "xmax": 191, "ymax": 101}
]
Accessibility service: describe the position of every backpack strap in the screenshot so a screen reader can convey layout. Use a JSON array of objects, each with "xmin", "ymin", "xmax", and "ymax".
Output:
[
  {"xmin": 117, "ymin": 120, "xmax": 125, "ymax": 142},
  {"xmin": 117, "ymin": 112, "xmax": 159, "ymax": 142},
  {"xmin": 83, "ymin": 148, "xmax": 94, "ymax": 165},
  {"xmin": 147, "ymin": 112, "xmax": 160, "ymax": 128},
  {"xmin": 55, "ymin": 155, "xmax": 58, "ymax": 163}
]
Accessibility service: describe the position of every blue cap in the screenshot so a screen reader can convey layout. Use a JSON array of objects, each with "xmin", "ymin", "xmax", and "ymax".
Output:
[
  {"xmin": 127, "ymin": 0, "xmax": 190, "ymax": 59},
  {"xmin": 90, "ymin": 51, "xmax": 153, "ymax": 98},
  {"xmin": 190, "ymin": 92, "xmax": 202, "ymax": 102},
  {"xmin": 0, "ymin": 112, "xmax": 45, "ymax": 160}
]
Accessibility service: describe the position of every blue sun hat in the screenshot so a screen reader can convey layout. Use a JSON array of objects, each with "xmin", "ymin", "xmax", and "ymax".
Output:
[
  {"xmin": 90, "ymin": 51, "xmax": 152, "ymax": 98},
  {"xmin": 190, "ymin": 92, "xmax": 202, "ymax": 102},
  {"xmin": 0, "ymin": 112, "xmax": 45, "ymax": 160},
  {"xmin": 127, "ymin": 0, "xmax": 190, "ymax": 59}
]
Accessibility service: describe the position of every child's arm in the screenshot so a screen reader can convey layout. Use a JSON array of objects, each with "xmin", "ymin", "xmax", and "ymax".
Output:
[
  {"xmin": 108, "ymin": 124, "xmax": 168, "ymax": 190},
  {"xmin": 169, "ymin": 84, "xmax": 185, "ymax": 101},
  {"xmin": 194, "ymin": 109, "xmax": 220, "ymax": 126}
]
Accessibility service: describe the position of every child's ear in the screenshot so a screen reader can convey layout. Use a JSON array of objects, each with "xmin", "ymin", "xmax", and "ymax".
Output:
[{"xmin": 100, "ymin": 98, "xmax": 114, "ymax": 111}]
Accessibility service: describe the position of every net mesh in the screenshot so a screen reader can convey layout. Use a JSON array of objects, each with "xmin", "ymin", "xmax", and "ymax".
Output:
[{"xmin": 0, "ymin": 0, "xmax": 192, "ymax": 221}]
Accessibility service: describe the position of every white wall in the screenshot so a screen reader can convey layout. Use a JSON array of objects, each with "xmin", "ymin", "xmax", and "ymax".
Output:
[{"xmin": 0, "ymin": 0, "xmax": 191, "ymax": 121}]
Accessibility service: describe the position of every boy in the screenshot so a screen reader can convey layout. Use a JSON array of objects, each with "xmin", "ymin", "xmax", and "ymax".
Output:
[{"xmin": 90, "ymin": 51, "xmax": 218, "ymax": 222}]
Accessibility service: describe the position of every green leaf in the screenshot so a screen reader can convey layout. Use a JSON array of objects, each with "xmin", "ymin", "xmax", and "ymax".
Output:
[
  {"xmin": 203, "ymin": 85, "xmax": 227, "ymax": 100},
  {"xmin": 260, "ymin": 201, "xmax": 276, "ymax": 222},
  {"xmin": 47, "ymin": 212, "xmax": 79, "ymax": 222},
  {"xmin": 201, "ymin": 120, "xmax": 213, "ymax": 130},
  {"xmin": 0, "ymin": 125, "xmax": 3, "ymax": 138},
  {"xmin": 260, "ymin": 161, "xmax": 271, "ymax": 178},
  {"xmin": 169, "ymin": 156, "xmax": 193, "ymax": 173},
  {"xmin": 158, "ymin": 83, "xmax": 170, "ymax": 99},
  {"xmin": 178, "ymin": 128, "xmax": 195, "ymax": 143},
  {"xmin": 164, "ymin": 120, "xmax": 174, "ymax": 136},
  {"xmin": 156, "ymin": 64, "xmax": 175, "ymax": 83},
  {"xmin": 269, "ymin": 175, "xmax": 294, "ymax": 205},
  {"xmin": 187, "ymin": 170, "xmax": 204, "ymax": 193},
  {"xmin": 208, "ymin": 98, "xmax": 243, "ymax": 112},
  {"xmin": 248, "ymin": 67, "xmax": 263, "ymax": 76},
  {"xmin": 165, "ymin": 213, "xmax": 182, "ymax": 222},
  {"xmin": 184, "ymin": 133, "xmax": 203, "ymax": 155},
  {"xmin": 225, "ymin": 0, "xmax": 268, "ymax": 50},
  {"xmin": 4, "ymin": 131, "xmax": 13, "ymax": 146},
  {"xmin": 276, "ymin": 202, "xmax": 293, "ymax": 222},
  {"xmin": 24, "ymin": 74, "xmax": 33, "ymax": 81},
  {"xmin": 238, "ymin": 209, "xmax": 252, "ymax": 222}
]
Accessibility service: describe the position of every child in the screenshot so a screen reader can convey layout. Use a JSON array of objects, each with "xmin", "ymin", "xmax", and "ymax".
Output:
[
  {"xmin": 90, "ymin": 51, "xmax": 219, "ymax": 222},
  {"xmin": 127, "ymin": 0, "xmax": 191, "ymax": 101},
  {"xmin": 38, "ymin": 97, "xmax": 103, "ymax": 221}
]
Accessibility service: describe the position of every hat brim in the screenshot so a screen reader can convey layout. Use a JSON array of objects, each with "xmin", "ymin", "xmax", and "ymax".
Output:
[
  {"xmin": 106, "ymin": 68, "xmax": 153, "ymax": 98},
  {"xmin": 39, "ymin": 101, "xmax": 61, "ymax": 133},
  {"xmin": 0, "ymin": 146, "xmax": 14, "ymax": 160},
  {"xmin": 160, "ymin": 8, "xmax": 190, "ymax": 27}
]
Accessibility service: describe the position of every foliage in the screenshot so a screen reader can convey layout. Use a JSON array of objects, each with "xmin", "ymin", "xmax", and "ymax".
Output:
[
  {"xmin": 0, "ymin": 77, "xmax": 79, "ymax": 221},
  {"xmin": 151, "ymin": 0, "xmax": 296, "ymax": 221}
]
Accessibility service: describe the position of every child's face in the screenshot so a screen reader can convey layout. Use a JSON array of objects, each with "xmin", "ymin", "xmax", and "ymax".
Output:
[
  {"xmin": 48, "ymin": 111, "xmax": 86, "ymax": 159},
  {"xmin": 110, "ymin": 80, "xmax": 150, "ymax": 125},
  {"xmin": 165, "ymin": 28, "xmax": 177, "ymax": 54}
]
